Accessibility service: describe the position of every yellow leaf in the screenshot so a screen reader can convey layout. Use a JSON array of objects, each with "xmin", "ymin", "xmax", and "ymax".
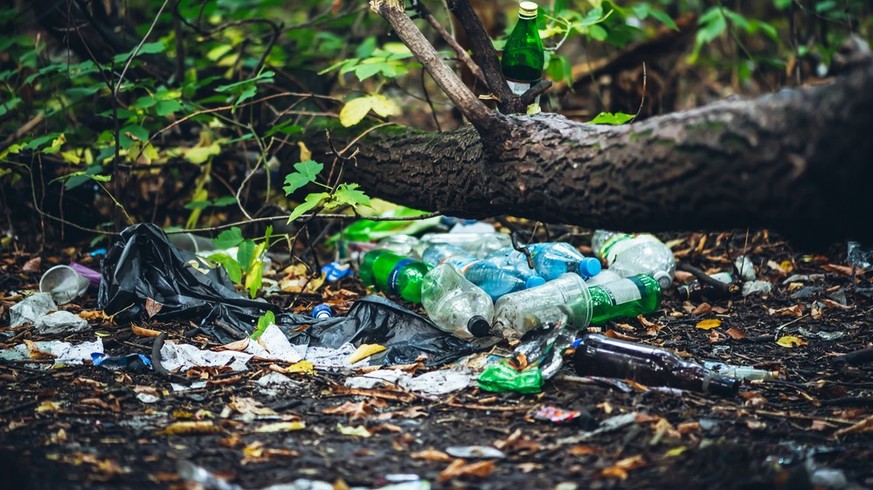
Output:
[
  {"xmin": 243, "ymin": 441, "xmax": 264, "ymax": 458},
  {"xmin": 370, "ymin": 94, "xmax": 400, "ymax": 117},
  {"xmin": 664, "ymin": 446, "xmax": 687, "ymax": 458},
  {"xmin": 297, "ymin": 142, "xmax": 311, "ymax": 162},
  {"xmin": 337, "ymin": 423, "xmax": 371, "ymax": 438},
  {"xmin": 158, "ymin": 421, "xmax": 221, "ymax": 436},
  {"xmin": 695, "ymin": 319, "xmax": 722, "ymax": 330},
  {"xmin": 347, "ymin": 343, "xmax": 387, "ymax": 364},
  {"xmin": 255, "ymin": 421, "xmax": 306, "ymax": 433},
  {"xmin": 285, "ymin": 360, "xmax": 315, "ymax": 375},
  {"xmin": 776, "ymin": 336, "xmax": 807, "ymax": 348},
  {"xmin": 339, "ymin": 97, "xmax": 373, "ymax": 127},
  {"xmin": 183, "ymin": 141, "xmax": 221, "ymax": 164},
  {"xmin": 131, "ymin": 325, "xmax": 162, "ymax": 337},
  {"xmin": 36, "ymin": 401, "xmax": 62, "ymax": 413}
]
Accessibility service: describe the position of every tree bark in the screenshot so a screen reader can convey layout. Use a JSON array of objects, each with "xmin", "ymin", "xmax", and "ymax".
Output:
[{"xmin": 311, "ymin": 57, "xmax": 873, "ymax": 247}]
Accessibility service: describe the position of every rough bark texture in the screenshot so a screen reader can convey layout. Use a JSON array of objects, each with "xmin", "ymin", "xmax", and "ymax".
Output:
[{"xmin": 312, "ymin": 59, "xmax": 873, "ymax": 247}]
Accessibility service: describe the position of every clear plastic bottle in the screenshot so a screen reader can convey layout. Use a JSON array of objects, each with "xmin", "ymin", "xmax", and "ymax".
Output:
[
  {"xmin": 573, "ymin": 334, "xmax": 740, "ymax": 396},
  {"xmin": 591, "ymin": 230, "xmax": 676, "ymax": 289},
  {"xmin": 374, "ymin": 234, "xmax": 420, "ymax": 257},
  {"xmin": 488, "ymin": 242, "xmax": 602, "ymax": 280},
  {"xmin": 492, "ymin": 273, "xmax": 661, "ymax": 340},
  {"xmin": 413, "ymin": 232, "xmax": 512, "ymax": 259},
  {"xmin": 583, "ymin": 269, "xmax": 622, "ymax": 287},
  {"xmin": 421, "ymin": 263, "xmax": 494, "ymax": 339},
  {"xmin": 358, "ymin": 249, "xmax": 432, "ymax": 303},
  {"xmin": 421, "ymin": 244, "xmax": 545, "ymax": 300}
]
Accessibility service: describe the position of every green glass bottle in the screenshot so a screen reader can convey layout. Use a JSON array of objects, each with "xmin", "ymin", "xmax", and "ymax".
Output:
[
  {"xmin": 358, "ymin": 249, "xmax": 432, "ymax": 303},
  {"xmin": 589, "ymin": 274, "xmax": 662, "ymax": 325},
  {"xmin": 501, "ymin": 1, "xmax": 544, "ymax": 97}
]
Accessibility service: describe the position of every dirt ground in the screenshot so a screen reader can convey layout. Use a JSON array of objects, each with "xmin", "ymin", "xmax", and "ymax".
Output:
[{"xmin": 1, "ymin": 228, "xmax": 872, "ymax": 490}]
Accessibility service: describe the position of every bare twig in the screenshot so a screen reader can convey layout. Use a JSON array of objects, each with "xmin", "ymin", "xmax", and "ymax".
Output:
[{"xmin": 413, "ymin": 1, "xmax": 487, "ymax": 87}]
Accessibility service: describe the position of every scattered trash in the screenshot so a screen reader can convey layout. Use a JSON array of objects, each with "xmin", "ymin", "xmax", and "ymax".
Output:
[
  {"xmin": 421, "ymin": 263, "xmax": 493, "ymax": 339},
  {"xmin": 532, "ymin": 406, "xmax": 588, "ymax": 425},
  {"xmin": 847, "ymin": 240, "xmax": 872, "ymax": 270},
  {"xmin": 39, "ymin": 264, "xmax": 91, "ymax": 304},
  {"xmin": 240, "ymin": 324, "xmax": 304, "ymax": 364},
  {"xmin": 257, "ymin": 372, "xmax": 298, "ymax": 387},
  {"xmin": 555, "ymin": 412, "xmax": 639, "ymax": 445},
  {"xmin": 487, "ymin": 242, "xmax": 601, "ymax": 281},
  {"xmin": 445, "ymin": 446, "xmax": 506, "ymax": 459},
  {"xmin": 167, "ymin": 232, "xmax": 218, "ymax": 255},
  {"xmin": 177, "ymin": 460, "xmax": 243, "ymax": 490},
  {"xmin": 91, "ymin": 352, "xmax": 153, "ymax": 372},
  {"xmin": 0, "ymin": 338, "xmax": 103, "ymax": 367},
  {"xmin": 345, "ymin": 368, "xmax": 473, "ymax": 396},
  {"xmin": 160, "ymin": 341, "xmax": 252, "ymax": 372},
  {"xmin": 782, "ymin": 274, "xmax": 826, "ymax": 284},
  {"xmin": 676, "ymin": 271, "xmax": 735, "ymax": 301},
  {"xmin": 573, "ymin": 334, "xmax": 739, "ymax": 396},
  {"xmin": 797, "ymin": 327, "xmax": 845, "ymax": 341},
  {"xmin": 477, "ymin": 359, "xmax": 544, "ymax": 394},
  {"xmin": 742, "ymin": 280, "xmax": 772, "ymax": 297},
  {"xmin": 414, "ymin": 232, "xmax": 512, "ymax": 259},
  {"xmin": 136, "ymin": 393, "xmax": 161, "ymax": 404},
  {"xmin": 734, "ymin": 255, "xmax": 757, "ymax": 281},
  {"xmin": 321, "ymin": 261, "xmax": 353, "ymax": 282},
  {"xmin": 34, "ymin": 310, "xmax": 89, "ymax": 335},
  {"xmin": 9, "ymin": 292, "xmax": 56, "ymax": 327},
  {"xmin": 591, "ymin": 230, "xmax": 675, "ymax": 288},
  {"xmin": 702, "ymin": 361, "xmax": 777, "ymax": 382}
]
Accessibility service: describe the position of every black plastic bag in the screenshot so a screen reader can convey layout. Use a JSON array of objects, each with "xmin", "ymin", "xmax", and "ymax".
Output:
[
  {"xmin": 98, "ymin": 223, "xmax": 295, "ymax": 343},
  {"xmin": 293, "ymin": 295, "xmax": 498, "ymax": 366}
]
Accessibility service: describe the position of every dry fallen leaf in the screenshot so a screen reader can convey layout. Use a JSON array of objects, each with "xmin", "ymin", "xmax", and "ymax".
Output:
[
  {"xmin": 695, "ymin": 318, "xmax": 722, "ymax": 330},
  {"xmin": 323, "ymin": 401, "xmax": 375, "ymax": 420},
  {"xmin": 285, "ymin": 360, "xmax": 316, "ymax": 375},
  {"xmin": 604, "ymin": 329, "xmax": 637, "ymax": 341},
  {"xmin": 220, "ymin": 338, "xmax": 250, "ymax": 351},
  {"xmin": 336, "ymin": 423, "xmax": 371, "ymax": 438},
  {"xmin": 131, "ymin": 324, "xmax": 162, "ymax": 337},
  {"xmin": 254, "ymin": 421, "xmax": 305, "ymax": 433},
  {"xmin": 24, "ymin": 340, "xmax": 56, "ymax": 359},
  {"xmin": 158, "ymin": 421, "xmax": 221, "ymax": 436},
  {"xmin": 35, "ymin": 401, "xmax": 63, "ymax": 413},
  {"xmin": 691, "ymin": 303, "xmax": 712, "ymax": 316},
  {"xmin": 835, "ymin": 414, "xmax": 873, "ymax": 437},
  {"xmin": 79, "ymin": 310, "xmax": 111, "ymax": 321},
  {"xmin": 347, "ymin": 344, "xmax": 387, "ymax": 364},
  {"xmin": 144, "ymin": 298, "xmax": 163, "ymax": 318},
  {"xmin": 411, "ymin": 449, "xmax": 453, "ymax": 462},
  {"xmin": 725, "ymin": 327, "xmax": 747, "ymax": 340},
  {"xmin": 437, "ymin": 459, "xmax": 495, "ymax": 483},
  {"xmin": 663, "ymin": 446, "xmax": 688, "ymax": 458},
  {"xmin": 22, "ymin": 257, "xmax": 41, "ymax": 272},
  {"xmin": 768, "ymin": 305, "xmax": 804, "ymax": 317},
  {"xmin": 569, "ymin": 445, "xmax": 600, "ymax": 457},
  {"xmin": 598, "ymin": 455, "xmax": 646, "ymax": 480}
]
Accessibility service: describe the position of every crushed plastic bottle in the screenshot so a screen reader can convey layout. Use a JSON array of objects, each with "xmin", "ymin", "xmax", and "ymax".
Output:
[
  {"xmin": 847, "ymin": 241, "xmax": 873, "ymax": 270},
  {"xmin": 358, "ymin": 249, "xmax": 432, "ymax": 303},
  {"xmin": 413, "ymin": 232, "xmax": 512, "ymax": 259},
  {"xmin": 421, "ymin": 244, "xmax": 545, "ymax": 300},
  {"xmin": 321, "ymin": 261, "xmax": 353, "ymax": 281},
  {"xmin": 492, "ymin": 273, "xmax": 661, "ymax": 340},
  {"xmin": 591, "ymin": 230, "xmax": 676, "ymax": 289},
  {"xmin": 488, "ymin": 242, "xmax": 602, "ymax": 280},
  {"xmin": 374, "ymin": 234, "xmax": 421, "ymax": 257},
  {"xmin": 421, "ymin": 263, "xmax": 493, "ymax": 339}
]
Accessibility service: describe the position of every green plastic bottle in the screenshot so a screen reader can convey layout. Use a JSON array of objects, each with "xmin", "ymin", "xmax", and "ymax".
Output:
[
  {"xmin": 501, "ymin": 1, "xmax": 544, "ymax": 97},
  {"xmin": 589, "ymin": 274, "xmax": 662, "ymax": 325},
  {"xmin": 358, "ymin": 249, "xmax": 432, "ymax": 303}
]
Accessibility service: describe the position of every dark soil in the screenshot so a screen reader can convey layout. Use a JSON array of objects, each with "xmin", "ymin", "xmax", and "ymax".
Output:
[{"xmin": 1, "ymin": 229, "xmax": 872, "ymax": 490}]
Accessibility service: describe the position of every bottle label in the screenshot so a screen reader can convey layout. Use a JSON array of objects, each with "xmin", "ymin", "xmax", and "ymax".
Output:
[
  {"xmin": 599, "ymin": 277, "xmax": 647, "ymax": 305},
  {"xmin": 601, "ymin": 234, "xmax": 659, "ymax": 264},
  {"xmin": 506, "ymin": 79, "xmax": 532, "ymax": 96},
  {"xmin": 387, "ymin": 259, "xmax": 414, "ymax": 295}
]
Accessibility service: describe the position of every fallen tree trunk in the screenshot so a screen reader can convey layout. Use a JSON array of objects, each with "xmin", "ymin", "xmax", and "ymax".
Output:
[{"xmin": 313, "ymin": 56, "xmax": 873, "ymax": 248}]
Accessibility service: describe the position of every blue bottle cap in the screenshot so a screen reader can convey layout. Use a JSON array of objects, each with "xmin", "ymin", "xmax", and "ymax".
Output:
[
  {"xmin": 577, "ymin": 257, "xmax": 602, "ymax": 279},
  {"xmin": 312, "ymin": 304, "xmax": 334, "ymax": 319},
  {"xmin": 525, "ymin": 276, "xmax": 546, "ymax": 288},
  {"xmin": 321, "ymin": 261, "xmax": 353, "ymax": 282}
]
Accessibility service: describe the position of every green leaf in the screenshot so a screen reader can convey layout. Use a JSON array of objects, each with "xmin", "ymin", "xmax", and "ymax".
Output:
[
  {"xmin": 237, "ymin": 239, "xmax": 256, "ymax": 271},
  {"xmin": 184, "ymin": 142, "xmax": 221, "ymax": 164},
  {"xmin": 112, "ymin": 41, "xmax": 166, "ymax": 63},
  {"xmin": 339, "ymin": 97, "xmax": 373, "ymax": 127},
  {"xmin": 212, "ymin": 195, "xmax": 237, "ymax": 207},
  {"xmin": 0, "ymin": 97, "xmax": 21, "ymax": 117},
  {"xmin": 333, "ymin": 183, "xmax": 371, "ymax": 209},
  {"xmin": 354, "ymin": 63, "xmax": 384, "ymax": 81},
  {"xmin": 246, "ymin": 259, "xmax": 263, "ymax": 298},
  {"xmin": 647, "ymin": 9, "xmax": 678, "ymax": 30},
  {"xmin": 213, "ymin": 227, "xmax": 244, "ymax": 250},
  {"xmin": 283, "ymin": 160, "xmax": 323, "ymax": 195},
  {"xmin": 251, "ymin": 310, "xmax": 275, "ymax": 340},
  {"xmin": 207, "ymin": 252, "xmax": 242, "ymax": 283},
  {"xmin": 25, "ymin": 132, "xmax": 62, "ymax": 150},
  {"xmin": 589, "ymin": 112, "xmax": 634, "ymax": 125},
  {"xmin": 155, "ymin": 99, "xmax": 183, "ymax": 116},
  {"xmin": 287, "ymin": 192, "xmax": 329, "ymax": 223}
]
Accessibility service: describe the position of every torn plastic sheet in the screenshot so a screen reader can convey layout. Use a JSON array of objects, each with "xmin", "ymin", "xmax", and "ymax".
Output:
[
  {"xmin": 160, "ymin": 341, "xmax": 252, "ymax": 372},
  {"xmin": 98, "ymin": 223, "xmax": 310, "ymax": 344},
  {"xmin": 345, "ymin": 368, "xmax": 473, "ymax": 395},
  {"xmin": 0, "ymin": 338, "xmax": 103, "ymax": 367},
  {"xmin": 241, "ymin": 324, "xmax": 304, "ymax": 363}
]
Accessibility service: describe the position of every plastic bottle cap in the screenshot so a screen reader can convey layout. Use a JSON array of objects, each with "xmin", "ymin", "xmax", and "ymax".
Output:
[
  {"xmin": 311, "ymin": 304, "xmax": 333, "ymax": 319},
  {"xmin": 519, "ymin": 1, "xmax": 538, "ymax": 18},
  {"xmin": 525, "ymin": 276, "xmax": 546, "ymax": 288},
  {"xmin": 468, "ymin": 315, "xmax": 492, "ymax": 338},
  {"xmin": 577, "ymin": 258, "xmax": 602, "ymax": 278},
  {"xmin": 653, "ymin": 271, "xmax": 672, "ymax": 289}
]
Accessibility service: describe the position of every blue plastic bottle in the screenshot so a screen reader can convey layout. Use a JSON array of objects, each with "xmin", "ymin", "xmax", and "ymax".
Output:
[
  {"xmin": 489, "ymin": 242, "xmax": 601, "ymax": 281},
  {"xmin": 421, "ymin": 244, "xmax": 545, "ymax": 300}
]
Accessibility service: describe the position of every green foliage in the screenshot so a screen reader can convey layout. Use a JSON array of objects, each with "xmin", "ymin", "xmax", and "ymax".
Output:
[
  {"xmin": 208, "ymin": 225, "xmax": 274, "ymax": 298},
  {"xmin": 251, "ymin": 310, "xmax": 275, "ymax": 341},
  {"xmin": 589, "ymin": 112, "xmax": 635, "ymax": 125}
]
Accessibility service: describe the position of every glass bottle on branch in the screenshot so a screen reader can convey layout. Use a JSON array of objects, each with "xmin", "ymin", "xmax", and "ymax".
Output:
[{"xmin": 501, "ymin": 1, "xmax": 544, "ymax": 103}]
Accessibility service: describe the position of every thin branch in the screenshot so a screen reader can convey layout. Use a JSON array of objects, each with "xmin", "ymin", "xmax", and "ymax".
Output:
[{"xmin": 413, "ymin": 1, "xmax": 487, "ymax": 87}]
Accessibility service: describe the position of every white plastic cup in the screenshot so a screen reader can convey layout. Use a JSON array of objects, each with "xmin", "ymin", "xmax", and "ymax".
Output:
[{"xmin": 39, "ymin": 265, "xmax": 91, "ymax": 305}]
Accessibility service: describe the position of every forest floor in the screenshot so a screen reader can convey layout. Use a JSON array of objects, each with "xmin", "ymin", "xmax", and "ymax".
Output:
[{"xmin": 1, "ymin": 228, "xmax": 872, "ymax": 490}]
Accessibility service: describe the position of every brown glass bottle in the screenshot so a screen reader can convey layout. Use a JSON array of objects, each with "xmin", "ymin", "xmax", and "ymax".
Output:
[
  {"xmin": 572, "ymin": 334, "xmax": 739, "ymax": 396},
  {"xmin": 676, "ymin": 271, "xmax": 734, "ymax": 301}
]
